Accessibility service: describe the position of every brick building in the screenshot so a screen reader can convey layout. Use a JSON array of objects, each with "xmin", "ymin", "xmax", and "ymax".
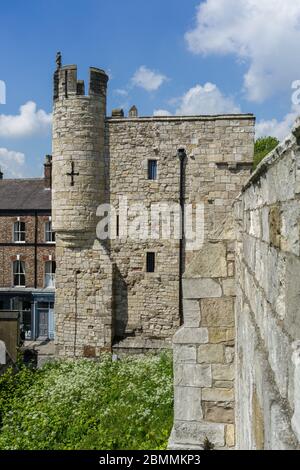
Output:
[{"xmin": 0, "ymin": 157, "xmax": 55, "ymax": 340}]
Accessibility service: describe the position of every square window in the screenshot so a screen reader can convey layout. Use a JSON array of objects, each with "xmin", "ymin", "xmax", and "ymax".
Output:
[
  {"xmin": 148, "ymin": 160, "xmax": 157, "ymax": 180},
  {"xmin": 146, "ymin": 252, "xmax": 155, "ymax": 273}
]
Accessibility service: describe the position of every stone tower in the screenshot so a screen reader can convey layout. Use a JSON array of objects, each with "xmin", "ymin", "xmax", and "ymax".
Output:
[{"xmin": 52, "ymin": 59, "xmax": 114, "ymax": 358}]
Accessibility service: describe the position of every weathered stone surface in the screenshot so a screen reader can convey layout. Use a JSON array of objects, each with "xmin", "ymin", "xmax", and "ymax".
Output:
[
  {"xmin": 173, "ymin": 344, "xmax": 197, "ymax": 363},
  {"xmin": 201, "ymin": 298, "xmax": 234, "ymax": 327},
  {"xmin": 212, "ymin": 364, "xmax": 235, "ymax": 381},
  {"xmin": 184, "ymin": 242, "xmax": 227, "ymax": 278},
  {"xmin": 203, "ymin": 402, "xmax": 234, "ymax": 424},
  {"xmin": 226, "ymin": 424, "xmax": 235, "ymax": 447},
  {"xmin": 198, "ymin": 344, "xmax": 224, "ymax": 363},
  {"xmin": 174, "ymin": 387, "xmax": 202, "ymax": 421},
  {"xmin": 183, "ymin": 278, "xmax": 222, "ymax": 300},
  {"xmin": 209, "ymin": 328, "xmax": 234, "ymax": 344},
  {"xmin": 170, "ymin": 421, "xmax": 225, "ymax": 448},
  {"xmin": 0, "ymin": 340, "xmax": 6, "ymax": 365},
  {"xmin": 174, "ymin": 364, "xmax": 212, "ymax": 388},
  {"xmin": 173, "ymin": 327, "xmax": 208, "ymax": 345},
  {"xmin": 202, "ymin": 387, "xmax": 234, "ymax": 402},
  {"xmin": 183, "ymin": 300, "xmax": 201, "ymax": 327},
  {"xmin": 222, "ymin": 278, "xmax": 236, "ymax": 297},
  {"xmin": 235, "ymin": 125, "xmax": 300, "ymax": 450},
  {"xmin": 292, "ymin": 341, "xmax": 300, "ymax": 442}
]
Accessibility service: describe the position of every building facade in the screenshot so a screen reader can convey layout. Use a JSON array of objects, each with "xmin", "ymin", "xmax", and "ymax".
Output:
[
  {"xmin": 0, "ymin": 158, "xmax": 56, "ymax": 340},
  {"xmin": 51, "ymin": 59, "xmax": 255, "ymax": 357}
]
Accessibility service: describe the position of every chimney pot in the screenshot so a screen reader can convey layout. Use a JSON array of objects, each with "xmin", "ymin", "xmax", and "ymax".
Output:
[{"xmin": 44, "ymin": 155, "xmax": 52, "ymax": 188}]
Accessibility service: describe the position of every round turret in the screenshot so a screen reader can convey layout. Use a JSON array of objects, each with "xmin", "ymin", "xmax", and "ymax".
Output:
[{"xmin": 52, "ymin": 60, "xmax": 108, "ymax": 247}]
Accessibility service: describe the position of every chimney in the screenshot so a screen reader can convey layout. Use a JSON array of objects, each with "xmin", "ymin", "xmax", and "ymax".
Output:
[
  {"xmin": 0, "ymin": 168, "xmax": 3, "ymax": 180},
  {"xmin": 44, "ymin": 155, "xmax": 52, "ymax": 188}
]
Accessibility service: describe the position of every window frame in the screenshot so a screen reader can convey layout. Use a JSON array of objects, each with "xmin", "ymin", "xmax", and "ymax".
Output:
[
  {"xmin": 148, "ymin": 159, "xmax": 158, "ymax": 181},
  {"xmin": 44, "ymin": 260, "xmax": 56, "ymax": 288},
  {"xmin": 13, "ymin": 260, "xmax": 26, "ymax": 287},
  {"xmin": 13, "ymin": 221, "xmax": 26, "ymax": 243},
  {"xmin": 45, "ymin": 221, "xmax": 55, "ymax": 243}
]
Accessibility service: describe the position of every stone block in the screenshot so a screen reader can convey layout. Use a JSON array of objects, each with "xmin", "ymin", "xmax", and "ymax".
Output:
[
  {"xmin": 209, "ymin": 328, "xmax": 234, "ymax": 344},
  {"xmin": 214, "ymin": 380, "xmax": 233, "ymax": 388},
  {"xmin": 174, "ymin": 387, "xmax": 202, "ymax": 421},
  {"xmin": 222, "ymin": 278, "xmax": 236, "ymax": 297},
  {"xmin": 269, "ymin": 205, "xmax": 281, "ymax": 249},
  {"xmin": 202, "ymin": 387, "xmax": 234, "ymax": 402},
  {"xmin": 252, "ymin": 388, "xmax": 264, "ymax": 450},
  {"xmin": 174, "ymin": 364, "xmax": 212, "ymax": 388},
  {"xmin": 173, "ymin": 326, "xmax": 208, "ymax": 345},
  {"xmin": 0, "ymin": 340, "xmax": 6, "ymax": 365},
  {"xmin": 198, "ymin": 344, "xmax": 224, "ymax": 363},
  {"xmin": 171, "ymin": 421, "xmax": 225, "ymax": 448},
  {"xmin": 184, "ymin": 242, "xmax": 227, "ymax": 278},
  {"xmin": 212, "ymin": 364, "xmax": 235, "ymax": 381},
  {"xmin": 201, "ymin": 298, "xmax": 234, "ymax": 327},
  {"xmin": 203, "ymin": 402, "xmax": 234, "ymax": 424},
  {"xmin": 173, "ymin": 344, "xmax": 197, "ymax": 363},
  {"xmin": 183, "ymin": 300, "xmax": 201, "ymax": 327},
  {"xmin": 183, "ymin": 278, "xmax": 222, "ymax": 300},
  {"xmin": 226, "ymin": 424, "xmax": 235, "ymax": 447}
]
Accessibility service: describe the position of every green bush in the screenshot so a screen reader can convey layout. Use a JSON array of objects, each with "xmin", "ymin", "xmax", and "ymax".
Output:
[
  {"xmin": 0, "ymin": 352, "xmax": 173, "ymax": 450},
  {"xmin": 254, "ymin": 136, "xmax": 279, "ymax": 169}
]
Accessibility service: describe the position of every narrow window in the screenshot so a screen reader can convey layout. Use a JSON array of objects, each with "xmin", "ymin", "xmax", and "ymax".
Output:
[
  {"xmin": 146, "ymin": 252, "xmax": 155, "ymax": 273},
  {"xmin": 45, "ymin": 221, "xmax": 55, "ymax": 243},
  {"xmin": 13, "ymin": 260, "xmax": 26, "ymax": 286},
  {"xmin": 116, "ymin": 214, "xmax": 119, "ymax": 238},
  {"xmin": 13, "ymin": 221, "xmax": 26, "ymax": 243},
  {"xmin": 45, "ymin": 261, "xmax": 56, "ymax": 288},
  {"xmin": 148, "ymin": 160, "xmax": 157, "ymax": 180}
]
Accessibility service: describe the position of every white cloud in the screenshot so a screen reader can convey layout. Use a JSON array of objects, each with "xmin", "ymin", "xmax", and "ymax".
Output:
[
  {"xmin": 175, "ymin": 83, "xmax": 240, "ymax": 115},
  {"xmin": 153, "ymin": 109, "xmax": 172, "ymax": 116},
  {"xmin": 0, "ymin": 147, "xmax": 25, "ymax": 178},
  {"xmin": 132, "ymin": 66, "xmax": 168, "ymax": 92},
  {"xmin": 114, "ymin": 89, "xmax": 129, "ymax": 97},
  {"xmin": 0, "ymin": 101, "xmax": 52, "ymax": 138},
  {"xmin": 185, "ymin": 0, "xmax": 300, "ymax": 102},
  {"xmin": 256, "ymin": 104, "xmax": 300, "ymax": 140}
]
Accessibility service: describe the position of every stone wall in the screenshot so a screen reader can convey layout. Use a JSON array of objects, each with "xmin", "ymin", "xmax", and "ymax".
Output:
[
  {"xmin": 107, "ymin": 115, "xmax": 254, "ymax": 348},
  {"xmin": 234, "ymin": 119, "xmax": 300, "ymax": 449},
  {"xmin": 169, "ymin": 218, "xmax": 236, "ymax": 449}
]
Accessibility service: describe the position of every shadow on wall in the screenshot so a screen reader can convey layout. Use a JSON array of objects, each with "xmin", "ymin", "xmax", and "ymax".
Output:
[{"xmin": 112, "ymin": 265, "xmax": 129, "ymax": 343}]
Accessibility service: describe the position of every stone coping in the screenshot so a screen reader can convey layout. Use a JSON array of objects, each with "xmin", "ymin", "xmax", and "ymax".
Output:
[{"xmin": 107, "ymin": 114, "xmax": 255, "ymax": 123}]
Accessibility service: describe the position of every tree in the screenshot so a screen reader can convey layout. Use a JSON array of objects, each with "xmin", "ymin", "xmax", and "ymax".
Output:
[{"xmin": 254, "ymin": 136, "xmax": 279, "ymax": 169}]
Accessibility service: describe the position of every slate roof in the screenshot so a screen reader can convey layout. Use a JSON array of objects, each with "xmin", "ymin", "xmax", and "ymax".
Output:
[{"xmin": 0, "ymin": 179, "xmax": 51, "ymax": 211}]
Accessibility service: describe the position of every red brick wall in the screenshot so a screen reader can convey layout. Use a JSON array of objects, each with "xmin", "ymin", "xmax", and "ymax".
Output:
[{"xmin": 0, "ymin": 214, "xmax": 55, "ymax": 289}]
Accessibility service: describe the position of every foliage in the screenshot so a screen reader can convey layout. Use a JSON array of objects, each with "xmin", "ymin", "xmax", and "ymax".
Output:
[
  {"xmin": 254, "ymin": 136, "xmax": 279, "ymax": 169},
  {"xmin": 0, "ymin": 352, "xmax": 173, "ymax": 450}
]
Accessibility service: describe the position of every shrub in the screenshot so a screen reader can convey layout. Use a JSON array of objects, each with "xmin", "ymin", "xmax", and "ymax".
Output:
[
  {"xmin": 254, "ymin": 136, "xmax": 279, "ymax": 169},
  {"xmin": 0, "ymin": 352, "xmax": 173, "ymax": 450}
]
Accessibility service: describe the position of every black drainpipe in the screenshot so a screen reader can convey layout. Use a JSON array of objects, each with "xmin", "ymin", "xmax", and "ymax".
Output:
[
  {"xmin": 177, "ymin": 148, "xmax": 187, "ymax": 326},
  {"xmin": 34, "ymin": 211, "xmax": 38, "ymax": 288}
]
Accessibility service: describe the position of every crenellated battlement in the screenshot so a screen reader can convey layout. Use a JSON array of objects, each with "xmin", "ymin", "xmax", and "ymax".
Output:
[{"xmin": 53, "ymin": 62, "xmax": 108, "ymax": 101}]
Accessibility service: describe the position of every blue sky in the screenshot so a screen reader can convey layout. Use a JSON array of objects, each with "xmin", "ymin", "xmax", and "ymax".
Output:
[{"xmin": 1, "ymin": 0, "xmax": 300, "ymax": 178}]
